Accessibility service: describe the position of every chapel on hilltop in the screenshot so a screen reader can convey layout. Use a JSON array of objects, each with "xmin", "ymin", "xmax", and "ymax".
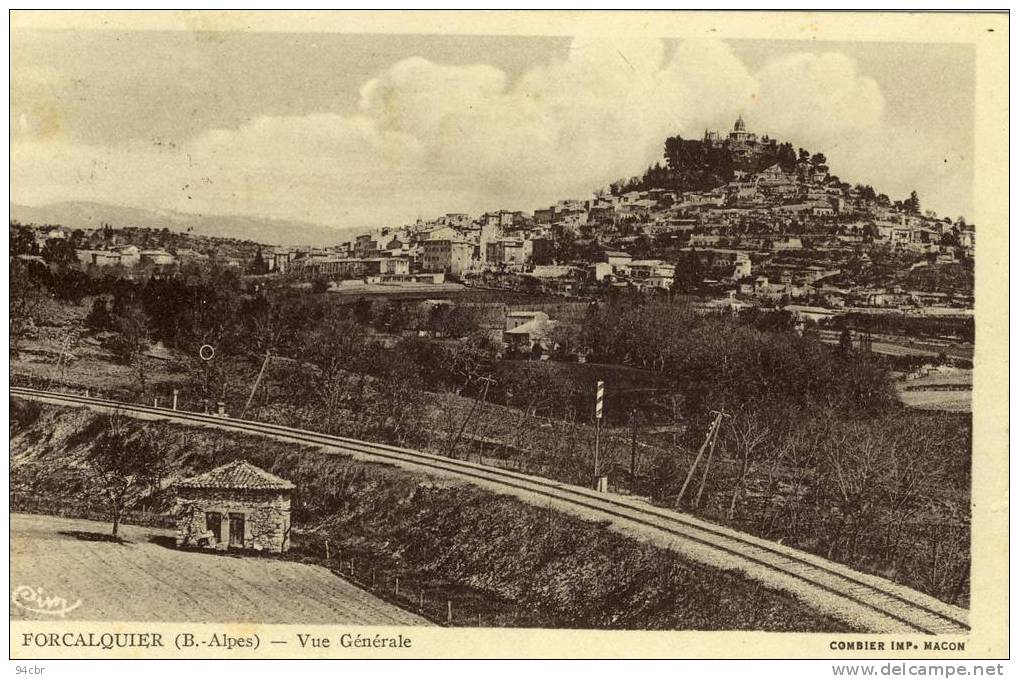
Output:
[{"xmin": 703, "ymin": 115, "xmax": 775, "ymax": 163}]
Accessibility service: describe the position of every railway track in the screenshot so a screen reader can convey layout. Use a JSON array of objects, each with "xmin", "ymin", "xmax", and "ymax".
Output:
[{"xmin": 10, "ymin": 386, "xmax": 970, "ymax": 635}]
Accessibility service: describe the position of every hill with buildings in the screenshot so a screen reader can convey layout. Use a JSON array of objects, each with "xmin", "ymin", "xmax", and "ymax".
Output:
[
  {"xmin": 269, "ymin": 116, "xmax": 973, "ymax": 316},
  {"xmin": 11, "ymin": 116, "xmax": 975, "ymax": 320}
]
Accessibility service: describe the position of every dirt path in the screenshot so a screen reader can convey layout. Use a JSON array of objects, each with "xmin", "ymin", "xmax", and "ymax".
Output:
[{"xmin": 10, "ymin": 513, "xmax": 430, "ymax": 625}]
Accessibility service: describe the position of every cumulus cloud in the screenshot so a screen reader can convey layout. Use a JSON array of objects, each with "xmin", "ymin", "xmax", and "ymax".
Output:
[
  {"xmin": 753, "ymin": 52, "xmax": 885, "ymax": 141},
  {"xmin": 10, "ymin": 37, "xmax": 968, "ymax": 230}
]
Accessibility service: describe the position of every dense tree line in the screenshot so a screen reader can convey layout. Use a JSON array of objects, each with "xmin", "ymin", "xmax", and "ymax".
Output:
[
  {"xmin": 579, "ymin": 298, "xmax": 896, "ymax": 415},
  {"xmin": 614, "ymin": 135, "xmax": 813, "ymax": 195}
]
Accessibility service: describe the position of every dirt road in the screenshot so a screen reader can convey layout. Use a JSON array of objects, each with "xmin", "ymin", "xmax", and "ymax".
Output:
[{"xmin": 9, "ymin": 513, "xmax": 429, "ymax": 625}]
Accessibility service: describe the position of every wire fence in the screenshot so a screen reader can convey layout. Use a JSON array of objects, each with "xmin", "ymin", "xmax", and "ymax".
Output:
[{"xmin": 292, "ymin": 534, "xmax": 529, "ymax": 628}]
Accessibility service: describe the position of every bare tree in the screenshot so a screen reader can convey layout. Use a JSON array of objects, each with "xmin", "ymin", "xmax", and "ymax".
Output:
[
  {"xmin": 813, "ymin": 419, "xmax": 893, "ymax": 561},
  {"xmin": 369, "ymin": 354, "xmax": 424, "ymax": 444},
  {"xmin": 109, "ymin": 306, "xmax": 152, "ymax": 393},
  {"xmin": 87, "ymin": 412, "xmax": 167, "ymax": 538},
  {"xmin": 725, "ymin": 406, "xmax": 772, "ymax": 520},
  {"xmin": 302, "ymin": 315, "xmax": 368, "ymax": 413},
  {"xmin": 444, "ymin": 332, "xmax": 496, "ymax": 395}
]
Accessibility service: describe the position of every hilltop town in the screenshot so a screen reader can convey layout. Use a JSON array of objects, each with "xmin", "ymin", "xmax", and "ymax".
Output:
[{"xmin": 13, "ymin": 117, "xmax": 975, "ymax": 326}]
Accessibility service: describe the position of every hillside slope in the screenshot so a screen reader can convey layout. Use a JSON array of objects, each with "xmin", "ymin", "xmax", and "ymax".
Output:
[{"xmin": 9, "ymin": 400, "xmax": 851, "ymax": 631}]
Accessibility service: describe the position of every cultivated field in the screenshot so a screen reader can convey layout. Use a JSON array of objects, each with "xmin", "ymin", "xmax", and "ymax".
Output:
[
  {"xmin": 10, "ymin": 299, "xmax": 182, "ymax": 396},
  {"xmin": 817, "ymin": 329, "xmax": 974, "ymax": 362},
  {"xmin": 895, "ymin": 369, "xmax": 973, "ymax": 412},
  {"xmin": 897, "ymin": 389, "xmax": 972, "ymax": 412},
  {"xmin": 10, "ymin": 513, "xmax": 429, "ymax": 625},
  {"xmin": 327, "ymin": 281, "xmax": 466, "ymax": 296}
]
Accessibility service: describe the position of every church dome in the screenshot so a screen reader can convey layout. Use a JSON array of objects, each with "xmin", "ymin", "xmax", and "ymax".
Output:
[{"xmin": 734, "ymin": 115, "xmax": 746, "ymax": 132}]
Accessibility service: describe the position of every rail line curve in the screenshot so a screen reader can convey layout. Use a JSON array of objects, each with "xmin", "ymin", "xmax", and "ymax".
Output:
[{"xmin": 10, "ymin": 386, "xmax": 969, "ymax": 635}]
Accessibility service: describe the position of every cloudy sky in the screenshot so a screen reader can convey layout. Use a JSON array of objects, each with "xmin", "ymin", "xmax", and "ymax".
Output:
[{"xmin": 11, "ymin": 28, "xmax": 974, "ymax": 231}]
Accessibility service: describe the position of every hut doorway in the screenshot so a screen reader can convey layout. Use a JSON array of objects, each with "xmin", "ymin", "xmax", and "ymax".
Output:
[{"xmin": 229, "ymin": 514, "xmax": 245, "ymax": 547}]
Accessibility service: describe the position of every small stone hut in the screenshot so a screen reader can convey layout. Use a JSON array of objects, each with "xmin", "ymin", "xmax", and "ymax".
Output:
[{"xmin": 175, "ymin": 460, "xmax": 295, "ymax": 553}]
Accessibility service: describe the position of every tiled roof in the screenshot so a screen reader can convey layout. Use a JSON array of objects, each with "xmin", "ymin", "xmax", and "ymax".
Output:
[
  {"xmin": 177, "ymin": 459, "xmax": 295, "ymax": 491},
  {"xmin": 504, "ymin": 318, "xmax": 557, "ymax": 338}
]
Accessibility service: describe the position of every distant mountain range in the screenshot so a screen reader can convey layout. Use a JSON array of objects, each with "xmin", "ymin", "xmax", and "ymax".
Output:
[{"xmin": 9, "ymin": 201, "xmax": 356, "ymax": 247}]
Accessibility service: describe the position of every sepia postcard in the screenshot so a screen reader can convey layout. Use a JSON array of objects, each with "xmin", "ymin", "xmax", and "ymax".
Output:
[{"xmin": 7, "ymin": 10, "xmax": 1009, "ymax": 661}]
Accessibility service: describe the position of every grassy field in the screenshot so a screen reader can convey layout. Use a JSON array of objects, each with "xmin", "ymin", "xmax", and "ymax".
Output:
[
  {"xmin": 894, "ymin": 370, "xmax": 972, "ymax": 413},
  {"xmin": 10, "ymin": 513, "xmax": 428, "ymax": 625},
  {"xmin": 327, "ymin": 281, "xmax": 467, "ymax": 296},
  {"xmin": 817, "ymin": 329, "xmax": 974, "ymax": 362},
  {"xmin": 897, "ymin": 390, "xmax": 972, "ymax": 412},
  {"xmin": 899, "ymin": 369, "xmax": 973, "ymax": 388}
]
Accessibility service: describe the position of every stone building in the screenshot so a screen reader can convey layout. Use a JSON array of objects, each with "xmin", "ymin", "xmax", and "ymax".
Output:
[
  {"xmin": 421, "ymin": 239, "xmax": 476, "ymax": 276},
  {"xmin": 175, "ymin": 459, "xmax": 295, "ymax": 554}
]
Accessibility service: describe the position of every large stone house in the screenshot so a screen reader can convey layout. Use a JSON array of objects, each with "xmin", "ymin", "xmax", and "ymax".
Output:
[
  {"xmin": 175, "ymin": 460, "xmax": 295, "ymax": 554},
  {"xmin": 421, "ymin": 239, "xmax": 476, "ymax": 276},
  {"xmin": 503, "ymin": 310, "xmax": 557, "ymax": 354}
]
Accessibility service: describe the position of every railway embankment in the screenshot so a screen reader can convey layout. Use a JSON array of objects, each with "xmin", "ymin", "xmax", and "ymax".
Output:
[{"xmin": 10, "ymin": 398, "xmax": 850, "ymax": 631}]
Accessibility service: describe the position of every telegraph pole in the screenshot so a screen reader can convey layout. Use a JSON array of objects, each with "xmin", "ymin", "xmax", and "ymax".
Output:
[
  {"xmin": 694, "ymin": 411, "xmax": 725, "ymax": 508},
  {"xmin": 469, "ymin": 374, "xmax": 496, "ymax": 461},
  {"xmin": 450, "ymin": 374, "xmax": 496, "ymax": 458},
  {"xmin": 677, "ymin": 409, "xmax": 727, "ymax": 507},
  {"xmin": 241, "ymin": 351, "xmax": 272, "ymax": 419},
  {"xmin": 593, "ymin": 380, "xmax": 604, "ymax": 488},
  {"xmin": 629, "ymin": 408, "xmax": 639, "ymax": 479},
  {"xmin": 199, "ymin": 343, "xmax": 215, "ymax": 408}
]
